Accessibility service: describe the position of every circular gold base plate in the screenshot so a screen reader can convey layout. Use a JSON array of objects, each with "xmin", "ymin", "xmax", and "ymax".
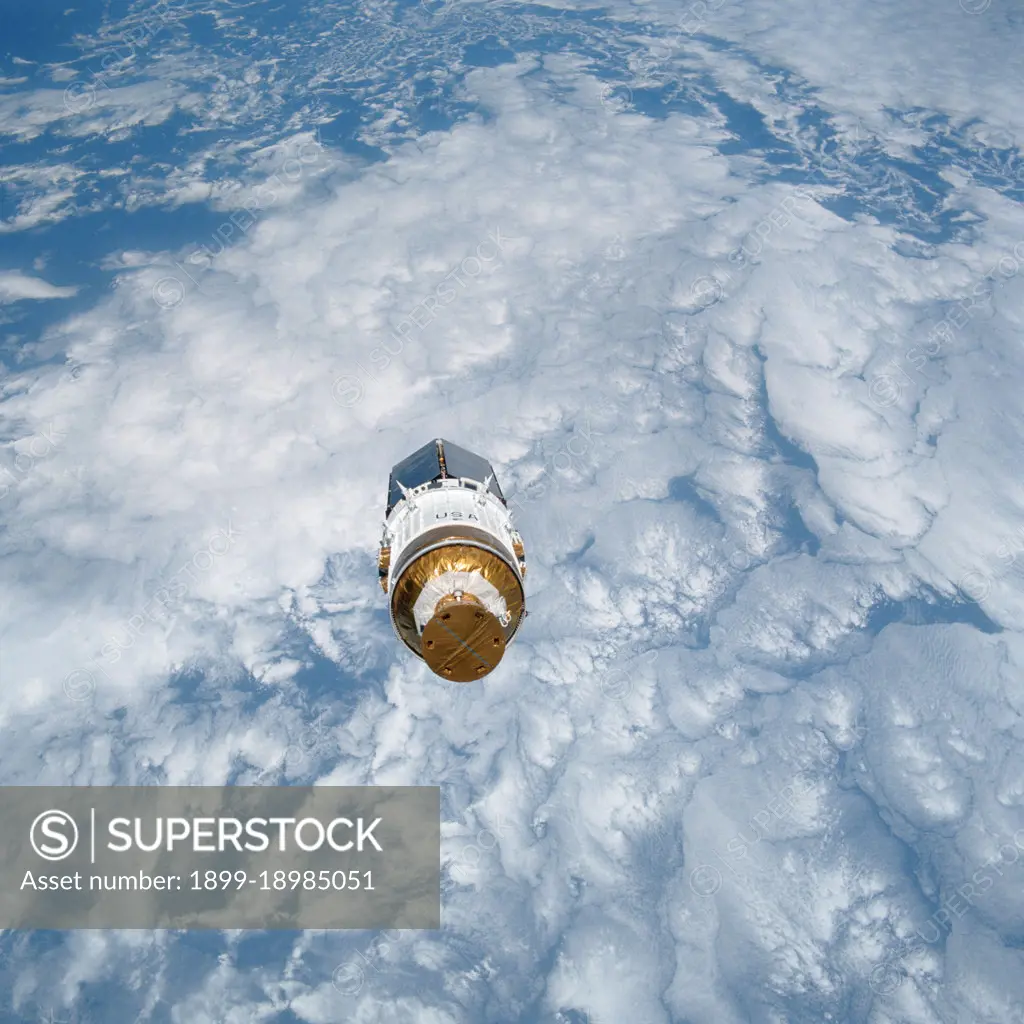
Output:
[{"xmin": 421, "ymin": 600, "xmax": 507, "ymax": 682}]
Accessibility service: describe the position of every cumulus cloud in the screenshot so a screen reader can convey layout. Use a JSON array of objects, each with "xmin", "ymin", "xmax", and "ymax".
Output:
[{"xmin": 0, "ymin": 271, "xmax": 79, "ymax": 302}]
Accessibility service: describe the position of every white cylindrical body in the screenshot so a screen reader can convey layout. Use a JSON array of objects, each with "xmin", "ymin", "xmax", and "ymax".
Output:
[{"xmin": 386, "ymin": 483, "xmax": 519, "ymax": 589}]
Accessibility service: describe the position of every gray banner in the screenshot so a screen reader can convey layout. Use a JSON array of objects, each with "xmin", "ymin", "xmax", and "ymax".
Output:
[{"xmin": 0, "ymin": 787, "xmax": 439, "ymax": 930}]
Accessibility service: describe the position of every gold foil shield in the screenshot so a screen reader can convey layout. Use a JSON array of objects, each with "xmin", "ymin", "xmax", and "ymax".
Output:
[{"xmin": 390, "ymin": 544, "xmax": 525, "ymax": 668}]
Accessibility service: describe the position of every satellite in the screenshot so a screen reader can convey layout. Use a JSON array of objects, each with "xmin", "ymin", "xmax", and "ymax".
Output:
[{"xmin": 378, "ymin": 439, "xmax": 528, "ymax": 681}]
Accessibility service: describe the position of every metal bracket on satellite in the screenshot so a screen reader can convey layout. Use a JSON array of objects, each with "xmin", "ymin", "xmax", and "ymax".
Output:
[
  {"xmin": 396, "ymin": 479, "xmax": 418, "ymax": 510},
  {"xmin": 477, "ymin": 474, "xmax": 494, "ymax": 504}
]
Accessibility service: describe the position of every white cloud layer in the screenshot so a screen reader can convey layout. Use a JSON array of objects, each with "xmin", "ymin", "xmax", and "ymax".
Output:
[{"xmin": 1, "ymin": 1, "xmax": 1023, "ymax": 1022}]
